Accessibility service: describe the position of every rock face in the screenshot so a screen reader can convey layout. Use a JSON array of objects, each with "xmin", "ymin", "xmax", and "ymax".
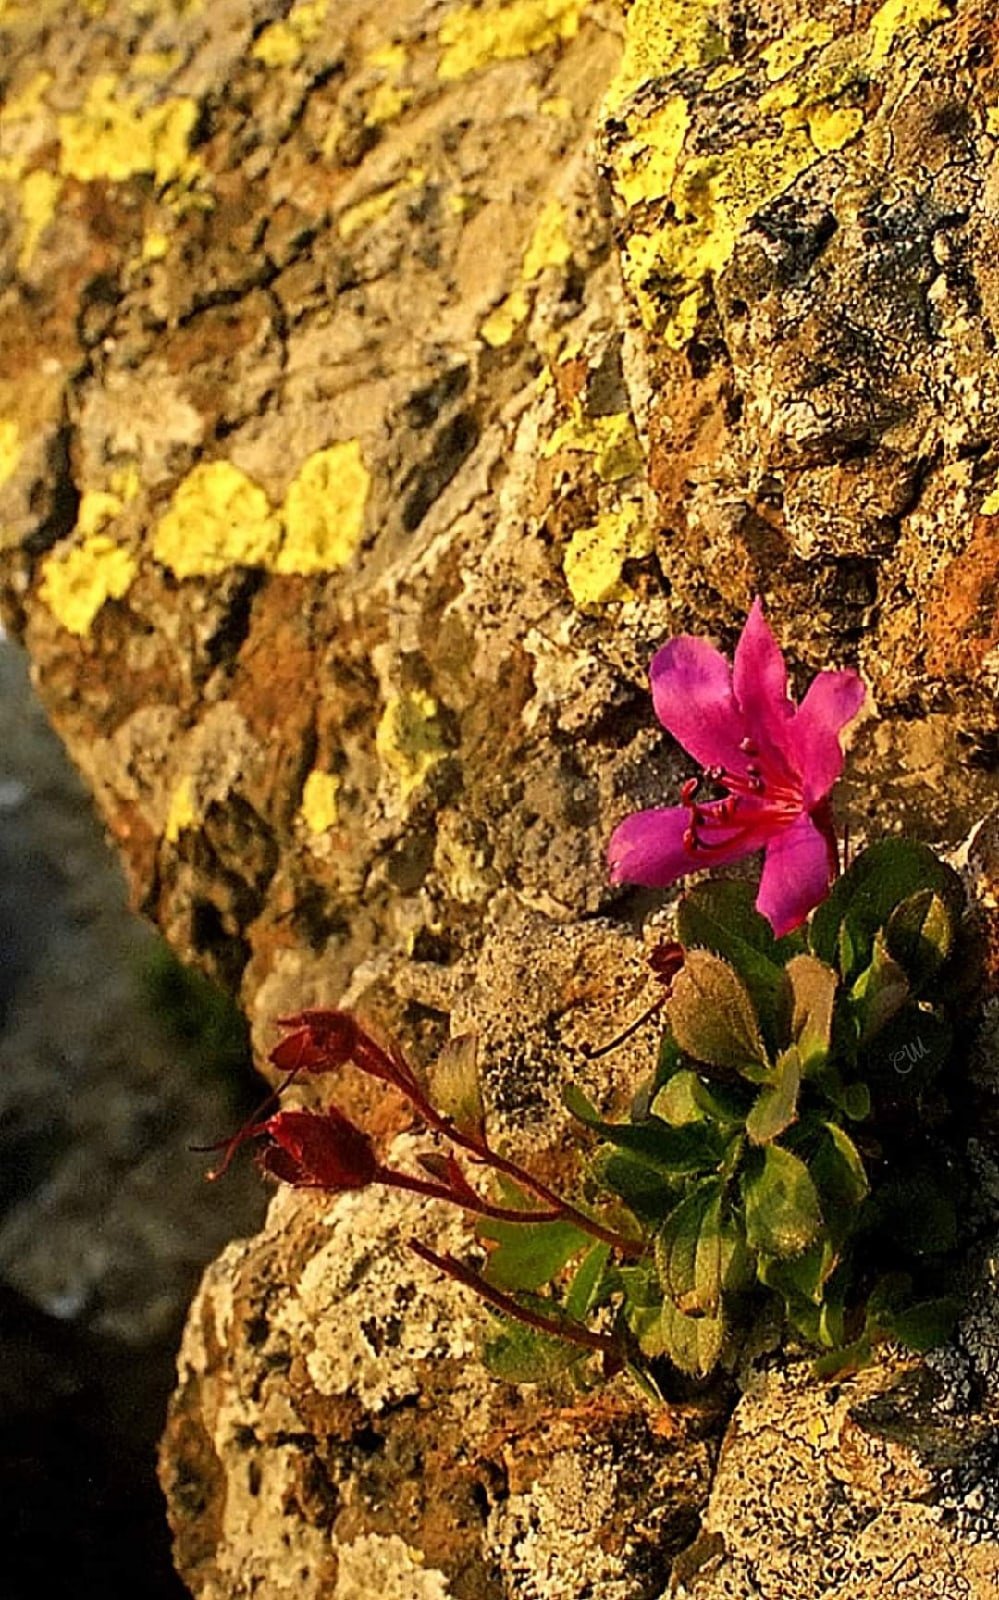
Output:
[{"xmin": 2, "ymin": 0, "xmax": 999, "ymax": 1594}]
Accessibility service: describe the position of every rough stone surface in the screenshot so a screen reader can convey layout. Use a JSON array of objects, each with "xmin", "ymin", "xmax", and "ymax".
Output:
[
  {"xmin": 2, "ymin": 0, "xmax": 999, "ymax": 1594},
  {"xmin": 162, "ymin": 1161, "xmax": 716, "ymax": 1600}
]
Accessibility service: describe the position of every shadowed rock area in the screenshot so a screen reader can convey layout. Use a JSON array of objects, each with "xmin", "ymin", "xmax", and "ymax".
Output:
[{"xmin": 0, "ymin": 637, "xmax": 265, "ymax": 1598}]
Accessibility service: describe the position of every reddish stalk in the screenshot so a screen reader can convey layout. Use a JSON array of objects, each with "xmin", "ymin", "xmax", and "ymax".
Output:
[{"xmin": 410, "ymin": 1240, "xmax": 623, "ymax": 1361}]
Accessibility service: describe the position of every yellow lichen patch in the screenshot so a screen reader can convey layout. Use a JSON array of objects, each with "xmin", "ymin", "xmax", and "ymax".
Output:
[
  {"xmin": 252, "ymin": 0, "xmax": 327, "ymax": 67},
  {"xmin": 607, "ymin": 0, "xmax": 727, "ymax": 110},
  {"xmin": 543, "ymin": 408, "xmax": 644, "ymax": 482},
  {"xmin": 437, "ymin": 0, "xmax": 587, "ymax": 82},
  {"xmin": 39, "ymin": 535, "xmax": 138, "ymax": 636},
  {"xmin": 563, "ymin": 501, "xmax": 654, "ymax": 606},
  {"xmin": 980, "ymin": 487, "xmax": 999, "ymax": 516},
  {"xmin": 0, "ymin": 419, "xmax": 22, "ymax": 489},
  {"xmin": 0, "ymin": 70, "xmax": 53, "ymax": 123},
  {"xmin": 364, "ymin": 42, "xmax": 411, "ymax": 126},
  {"xmin": 622, "ymin": 122, "xmax": 820, "ymax": 340},
  {"xmin": 480, "ymin": 288, "xmax": 530, "ymax": 347},
  {"xmin": 142, "ymin": 228, "xmax": 171, "ymax": 262},
  {"xmin": 522, "ymin": 198, "xmax": 572, "ymax": 280},
  {"xmin": 77, "ymin": 488, "xmax": 126, "ymax": 538},
  {"xmin": 807, "ymin": 105, "xmax": 864, "ymax": 154},
  {"xmin": 868, "ymin": 0, "xmax": 951, "ymax": 66},
  {"xmin": 152, "ymin": 461, "xmax": 282, "ymax": 579},
  {"xmin": 299, "ymin": 770, "xmax": 341, "ymax": 833},
  {"xmin": 987, "ymin": 106, "xmax": 999, "ymax": 137},
  {"xmin": 58, "ymin": 74, "xmax": 201, "ymax": 188},
  {"xmin": 133, "ymin": 49, "xmax": 182, "ymax": 77},
  {"xmin": 376, "ymin": 691, "xmax": 447, "ymax": 799},
  {"xmin": 540, "ymin": 94, "xmax": 573, "ymax": 118},
  {"xmin": 18, "ymin": 169, "xmax": 62, "ymax": 270},
  {"xmin": 338, "ymin": 169, "xmax": 425, "ymax": 241},
  {"xmin": 164, "ymin": 775, "xmax": 197, "ymax": 843},
  {"xmin": 613, "ymin": 96, "xmax": 689, "ymax": 208},
  {"xmin": 366, "ymin": 82, "xmax": 411, "ymax": 125},
  {"xmin": 275, "ymin": 441, "xmax": 370, "ymax": 576},
  {"xmin": 762, "ymin": 20, "xmax": 834, "ymax": 82}
]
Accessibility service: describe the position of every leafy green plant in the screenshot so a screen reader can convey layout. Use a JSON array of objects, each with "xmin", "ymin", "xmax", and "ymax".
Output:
[{"xmin": 211, "ymin": 839, "xmax": 974, "ymax": 1391}]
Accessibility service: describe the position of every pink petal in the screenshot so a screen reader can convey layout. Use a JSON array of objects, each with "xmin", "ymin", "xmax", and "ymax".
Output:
[
  {"xmin": 649, "ymin": 635, "xmax": 750, "ymax": 775},
  {"xmin": 608, "ymin": 802, "xmax": 765, "ymax": 888},
  {"xmin": 755, "ymin": 813, "xmax": 835, "ymax": 936},
  {"xmin": 732, "ymin": 597, "xmax": 798, "ymax": 784},
  {"xmin": 793, "ymin": 670, "xmax": 866, "ymax": 806}
]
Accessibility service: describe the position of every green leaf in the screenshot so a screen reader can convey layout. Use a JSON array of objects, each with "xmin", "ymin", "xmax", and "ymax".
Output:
[
  {"xmin": 742, "ymin": 1145, "xmax": 823, "ymax": 1258},
  {"xmin": 564, "ymin": 1083, "xmax": 724, "ymax": 1175},
  {"xmin": 666, "ymin": 949, "xmax": 770, "ymax": 1079},
  {"xmin": 593, "ymin": 1148, "xmax": 679, "ymax": 1223},
  {"xmin": 758, "ymin": 1239, "xmax": 838, "ymax": 1307},
  {"xmin": 677, "ymin": 880, "xmax": 801, "ymax": 1044},
  {"xmin": 784, "ymin": 954, "xmax": 837, "ymax": 1071},
  {"xmin": 813, "ymin": 1333, "xmax": 873, "ymax": 1380},
  {"xmin": 877, "ymin": 1295, "xmax": 960, "ymax": 1352},
  {"xmin": 850, "ymin": 933, "xmax": 911, "ymax": 1042},
  {"xmin": 655, "ymin": 1180, "xmax": 731, "ymax": 1313},
  {"xmin": 809, "ymin": 1122, "xmax": 869, "ymax": 1241},
  {"xmin": 885, "ymin": 890, "xmax": 955, "ymax": 989},
  {"xmin": 656, "ymin": 1298, "xmax": 725, "ymax": 1376},
  {"xmin": 746, "ymin": 1046, "xmax": 802, "ymax": 1145},
  {"xmin": 482, "ymin": 1310, "xmax": 585, "ymax": 1383},
  {"xmin": 652, "ymin": 1070, "xmax": 747, "ymax": 1130},
  {"xmin": 810, "ymin": 840, "xmax": 964, "ymax": 981},
  {"xmin": 565, "ymin": 1243, "xmax": 612, "ymax": 1322},
  {"xmin": 480, "ymin": 1218, "xmax": 590, "ymax": 1292},
  {"xmin": 428, "ymin": 1033, "xmax": 485, "ymax": 1137}
]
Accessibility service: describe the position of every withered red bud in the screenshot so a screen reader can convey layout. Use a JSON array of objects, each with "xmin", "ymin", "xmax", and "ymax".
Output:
[
  {"xmin": 261, "ymin": 1108, "xmax": 378, "ymax": 1191},
  {"xmin": 270, "ymin": 1009, "xmax": 362, "ymax": 1075},
  {"xmin": 649, "ymin": 941, "xmax": 685, "ymax": 987}
]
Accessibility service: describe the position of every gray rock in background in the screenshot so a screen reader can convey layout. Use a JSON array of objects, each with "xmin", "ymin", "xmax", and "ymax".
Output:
[{"xmin": 0, "ymin": 633, "xmax": 265, "ymax": 1596}]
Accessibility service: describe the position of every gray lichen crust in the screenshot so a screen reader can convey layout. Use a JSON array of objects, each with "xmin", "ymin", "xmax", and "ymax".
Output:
[{"xmin": 163, "ymin": 1152, "xmax": 715, "ymax": 1599}]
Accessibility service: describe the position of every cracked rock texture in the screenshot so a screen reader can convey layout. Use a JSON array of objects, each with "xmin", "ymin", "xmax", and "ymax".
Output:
[{"xmin": 2, "ymin": 0, "xmax": 999, "ymax": 1594}]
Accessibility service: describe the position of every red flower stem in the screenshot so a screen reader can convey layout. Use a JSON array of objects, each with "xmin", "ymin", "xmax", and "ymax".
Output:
[
  {"xmin": 409, "ymin": 1240, "xmax": 623, "ymax": 1359},
  {"xmin": 435, "ymin": 1124, "xmax": 643, "ymax": 1259},
  {"xmin": 582, "ymin": 997, "xmax": 666, "ymax": 1059},
  {"xmin": 362, "ymin": 1031, "xmax": 643, "ymax": 1259},
  {"xmin": 379, "ymin": 1166, "xmax": 562, "ymax": 1224}
]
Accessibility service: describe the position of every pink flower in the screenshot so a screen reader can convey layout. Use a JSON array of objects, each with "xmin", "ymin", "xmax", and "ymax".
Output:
[{"xmin": 608, "ymin": 600, "xmax": 865, "ymax": 936}]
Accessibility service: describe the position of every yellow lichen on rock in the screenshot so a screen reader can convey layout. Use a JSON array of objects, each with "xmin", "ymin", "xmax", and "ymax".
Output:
[
  {"xmin": 299, "ymin": 771, "xmax": 341, "ymax": 834},
  {"xmin": 608, "ymin": 0, "xmax": 952, "ymax": 341},
  {"xmin": 17, "ymin": 169, "xmax": 62, "ymax": 270},
  {"xmin": 252, "ymin": 0, "xmax": 327, "ymax": 67},
  {"xmin": 39, "ymin": 535, "xmax": 138, "ymax": 637},
  {"xmin": 375, "ymin": 691, "xmax": 447, "ymax": 799},
  {"xmin": 613, "ymin": 96, "xmax": 689, "ymax": 208},
  {"xmin": 164, "ymin": 775, "xmax": 198, "ymax": 843},
  {"xmin": 868, "ymin": 0, "xmax": 952, "ymax": 66},
  {"xmin": 152, "ymin": 462, "xmax": 282, "ymax": 579},
  {"xmin": 338, "ymin": 170, "xmax": 425, "ymax": 241},
  {"xmin": 543, "ymin": 408, "xmax": 644, "ymax": 482},
  {"xmin": 562, "ymin": 500, "xmax": 653, "ymax": 606},
  {"xmin": 0, "ymin": 419, "xmax": 22, "ymax": 488},
  {"xmin": 58, "ymin": 74, "xmax": 201, "ymax": 188},
  {"xmin": 522, "ymin": 198, "xmax": 572, "ymax": 280},
  {"xmin": 480, "ymin": 289, "xmax": 530, "ymax": 347},
  {"xmin": 437, "ymin": 0, "xmax": 588, "ymax": 81},
  {"xmin": 275, "ymin": 442, "xmax": 370, "ymax": 576},
  {"xmin": 607, "ymin": 0, "xmax": 727, "ymax": 111}
]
